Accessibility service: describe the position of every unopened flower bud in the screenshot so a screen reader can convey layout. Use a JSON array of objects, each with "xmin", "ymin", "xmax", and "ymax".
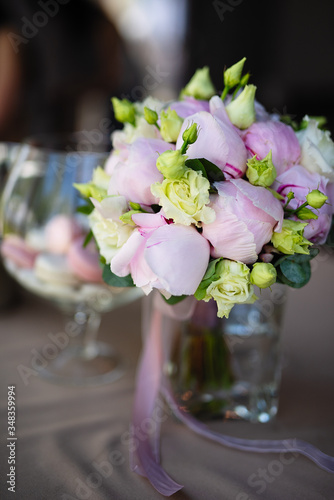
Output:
[
  {"xmin": 182, "ymin": 123, "xmax": 198, "ymax": 145},
  {"xmin": 250, "ymin": 262, "xmax": 277, "ymax": 289},
  {"xmin": 111, "ymin": 98, "xmax": 136, "ymax": 125},
  {"xmin": 296, "ymin": 207, "xmax": 318, "ymax": 220},
  {"xmin": 144, "ymin": 107, "xmax": 158, "ymax": 125},
  {"xmin": 306, "ymin": 189, "xmax": 328, "ymax": 209},
  {"xmin": 224, "ymin": 57, "xmax": 246, "ymax": 88},
  {"xmin": 226, "ymin": 84, "xmax": 256, "ymax": 129},
  {"xmin": 181, "ymin": 67, "xmax": 216, "ymax": 100},
  {"xmin": 246, "ymin": 150, "xmax": 277, "ymax": 187},
  {"xmin": 156, "ymin": 150, "xmax": 187, "ymax": 179},
  {"xmin": 160, "ymin": 108, "xmax": 183, "ymax": 143}
]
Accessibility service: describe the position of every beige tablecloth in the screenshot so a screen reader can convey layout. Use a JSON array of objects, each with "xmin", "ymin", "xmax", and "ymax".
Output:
[{"xmin": 1, "ymin": 252, "xmax": 334, "ymax": 500}]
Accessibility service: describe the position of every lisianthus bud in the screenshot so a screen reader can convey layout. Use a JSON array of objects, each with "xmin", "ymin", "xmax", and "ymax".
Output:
[
  {"xmin": 246, "ymin": 151, "xmax": 277, "ymax": 187},
  {"xmin": 271, "ymin": 219, "xmax": 311, "ymax": 255},
  {"xmin": 181, "ymin": 67, "xmax": 216, "ymax": 100},
  {"xmin": 226, "ymin": 84, "xmax": 256, "ymax": 129},
  {"xmin": 111, "ymin": 98, "xmax": 136, "ymax": 125},
  {"xmin": 160, "ymin": 108, "xmax": 183, "ymax": 143},
  {"xmin": 296, "ymin": 207, "xmax": 318, "ymax": 221},
  {"xmin": 306, "ymin": 189, "xmax": 328, "ymax": 209},
  {"xmin": 240, "ymin": 73, "xmax": 250, "ymax": 86},
  {"xmin": 144, "ymin": 106, "xmax": 158, "ymax": 125},
  {"xmin": 182, "ymin": 123, "xmax": 198, "ymax": 145},
  {"xmin": 224, "ymin": 57, "xmax": 246, "ymax": 88},
  {"xmin": 250, "ymin": 262, "xmax": 277, "ymax": 289},
  {"xmin": 156, "ymin": 150, "xmax": 187, "ymax": 179}
]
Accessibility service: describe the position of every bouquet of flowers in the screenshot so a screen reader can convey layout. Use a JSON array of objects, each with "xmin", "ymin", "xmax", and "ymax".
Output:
[
  {"xmin": 76, "ymin": 57, "xmax": 334, "ymax": 319},
  {"xmin": 75, "ymin": 58, "xmax": 334, "ymax": 495}
]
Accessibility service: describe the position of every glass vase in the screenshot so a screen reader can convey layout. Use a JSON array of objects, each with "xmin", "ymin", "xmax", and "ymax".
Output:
[{"xmin": 159, "ymin": 285, "xmax": 287, "ymax": 423}]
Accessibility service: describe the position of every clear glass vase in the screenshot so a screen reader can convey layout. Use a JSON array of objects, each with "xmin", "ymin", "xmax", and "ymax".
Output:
[{"xmin": 160, "ymin": 285, "xmax": 287, "ymax": 423}]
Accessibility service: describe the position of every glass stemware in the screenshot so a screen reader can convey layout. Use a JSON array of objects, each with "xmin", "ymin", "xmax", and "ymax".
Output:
[
  {"xmin": 1, "ymin": 142, "xmax": 142, "ymax": 385},
  {"xmin": 0, "ymin": 142, "xmax": 22, "ymax": 309}
]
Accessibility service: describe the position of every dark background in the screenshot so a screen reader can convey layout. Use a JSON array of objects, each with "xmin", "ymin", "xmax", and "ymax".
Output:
[
  {"xmin": 0, "ymin": 0, "xmax": 333, "ymax": 140},
  {"xmin": 185, "ymin": 0, "xmax": 334, "ymax": 133}
]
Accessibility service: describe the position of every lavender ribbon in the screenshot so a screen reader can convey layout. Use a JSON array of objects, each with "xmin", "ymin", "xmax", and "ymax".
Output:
[{"xmin": 130, "ymin": 296, "xmax": 334, "ymax": 496}]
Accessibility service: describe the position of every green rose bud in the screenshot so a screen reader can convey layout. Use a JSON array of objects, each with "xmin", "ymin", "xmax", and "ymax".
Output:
[
  {"xmin": 156, "ymin": 150, "xmax": 187, "ymax": 180},
  {"xmin": 119, "ymin": 210, "xmax": 140, "ymax": 226},
  {"xmin": 182, "ymin": 123, "xmax": 198, "ymax": 145},
  {"xmin": 144, "ymin": 106, "xmax": 158, "ymax": 125},
  {"xmin": 285, "ymin": 191, "xmax": 295, "ymax": 205},
  {"xmin": 181, "ymin": 67, "xmax": 216, "ymax": 100},
  {"xmin": 306, "ymin": 189, "xmax": 328, "ymax": 209},
  {"xmin": 226, "ymin": 84, "xmax": 256, "ymax": 129},
  {"xmin": 224, "ymin": 57, "xmax": 246, "ymax": 88},
  {"xmin": 239, "ymin": 73, "xmax": 250, "ymax": 87},
  {"xmin": 129, "ymin": 201, "xmax": 142, "ymax": 211},
  {"xmin": 160, "ymin": 108, "xmax": 183, "ymax": 143},
  {"xmin": 296, "ymin": 207, "xmax": 318, "ymax": 220},
  {"xmin": 271, "ymin": 219, "xmax": 312, "ymax": 255},
  {"xmin": 246, "ymin": 151, "xmax": 277, "ymax": 187},
  {"xmin": 111, "ymin": 97, "xmax": 136, "ymax": 126},
  {"xmin": 203, "ymin": 259, "xmax": 257, "ymax": 318},
  {"xmin": 151, "ymin": 168, "xmax": 215, "ymax": 226},
  {"xmin": 250, "ymin": 263, "xmax": 277, "ymax": 289}
]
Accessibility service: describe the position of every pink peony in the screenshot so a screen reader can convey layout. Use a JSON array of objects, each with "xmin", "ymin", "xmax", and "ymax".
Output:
[
  {"xmin": 273, "ymin": 165, "xmax": 334, "ymax": 244},
  {"xmin": 169, "ymin": 96, "xmax": 210, "ymax": 119},
  {"xmin": 202, "ymin": 178, "xmax": 284, "ymax": 264},
  {"xmin": 176, "ymin": 111, "xmax": 248, "ymax": 179},
  {"xmin": 110, "ymin": 212, "xmax": 210, "ymax": 296},
  {"xmin": 243, "ymin": 121, "xmax": 301, "ymax": 175},
  {"xmin": 108, "ymin": 138, "xmax": 172, "ymax": 206}
]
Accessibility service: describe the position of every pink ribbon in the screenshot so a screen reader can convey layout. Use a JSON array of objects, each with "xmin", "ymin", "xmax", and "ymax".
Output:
[{"xmin": 130, "ymin": 295, "xmax": 334, "ymax": 496}]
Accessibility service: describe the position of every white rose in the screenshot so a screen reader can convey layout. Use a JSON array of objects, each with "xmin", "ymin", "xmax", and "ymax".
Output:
[
  {"xmin": 204, "ymin": 259, "xmax": 257, "ymax": 318},
  {"xmin": 151, "ymin": 169, "xmax": 215, "ymax": 226},
  {"xmin": 296, "ymin": 117, "xmax": 334, "ymax": 181},
  {"xmin": 89, "ymin": 197, "xmax": 133, "ymax": 263}
]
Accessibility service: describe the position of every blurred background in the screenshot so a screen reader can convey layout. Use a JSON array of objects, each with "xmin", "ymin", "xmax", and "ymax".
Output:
[
  {"xmin": 0, "ymin": 0, "xmax": 333, "ymax": 308},
  {"xmin": 0, "ymin": 0, "xmax": 333, "ymax": 142}
]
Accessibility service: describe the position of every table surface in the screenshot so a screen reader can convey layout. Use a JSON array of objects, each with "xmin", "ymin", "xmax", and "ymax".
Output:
[{"xmin": 1, "ymin": 251, "xmax": 334, "ymax": 500}]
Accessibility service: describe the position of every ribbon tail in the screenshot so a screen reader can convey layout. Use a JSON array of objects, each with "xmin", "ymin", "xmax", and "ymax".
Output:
[
  {"xmin": 130, "ymin": 307, "xmax": 183, "ymax": 496},
  {"xmin": 162, "ymin": 386, "xmax": 334, "ymax": 474}
]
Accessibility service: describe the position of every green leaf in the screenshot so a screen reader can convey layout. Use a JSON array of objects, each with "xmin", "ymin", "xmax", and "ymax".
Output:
[
  {"xmin": 194, "ymin": 258, "xmax": 221, "ymax": 300},
  {"xmin": 77, "ymin": 201, "xmax": 94, "ymax": 215},
  {"xmin": 290, "ymin": 248, "xmax": 319, "ymax": 263},
  {"xmin": 162, "ymin": 294, "xmax": 187, "ymax": 305},
  {"xmin": 325, "ymin": 216, "xmax": 334, "ymax": 247},
  {"xmin": 102, "ymin": 265, "xmax": 135, "ymax": 287},
  {"xmin": 280, "ymin": 259, "xmax": 311, "ymax": 287},
  {"xmin": 273, "ymin": 253, "xmax": 289, "ymax": 268},
  {"xmin": 83, "ymin": 230, "xmax": 93, "ymax": 248},
  {"xmin": 199, "ymin": 158, "xmax": 225, "ymax": 183},
  {"xmin": 276, "ymin": 268, "xmax": 308, "ymax": 289},
  {"xmin": 185, "ymin": 158, "xmax": 208, "ymax": 179}
]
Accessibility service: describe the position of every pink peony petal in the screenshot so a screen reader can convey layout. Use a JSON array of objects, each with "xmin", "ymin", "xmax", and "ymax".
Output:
[
  {"xmin": 176, "ymin": 112, "xmax": 229, "ymax": 172},
  {"xmin": 108, "ymin": 138, "xmax": 171, "ymax": 205},
  {"xmin": 145, "ymin": 224, "xmax": 210, "ymax": 295},
  {"xmin": 110, "ymin": 230, "xmax": 143, "ymax": 278},
  {"xmin": 229, "ymin": 178, "xmax": 284, "ymax": 231},
  {"xmin": 202, "ymin": 207, "xmax": 258, "ymax": 264}
]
